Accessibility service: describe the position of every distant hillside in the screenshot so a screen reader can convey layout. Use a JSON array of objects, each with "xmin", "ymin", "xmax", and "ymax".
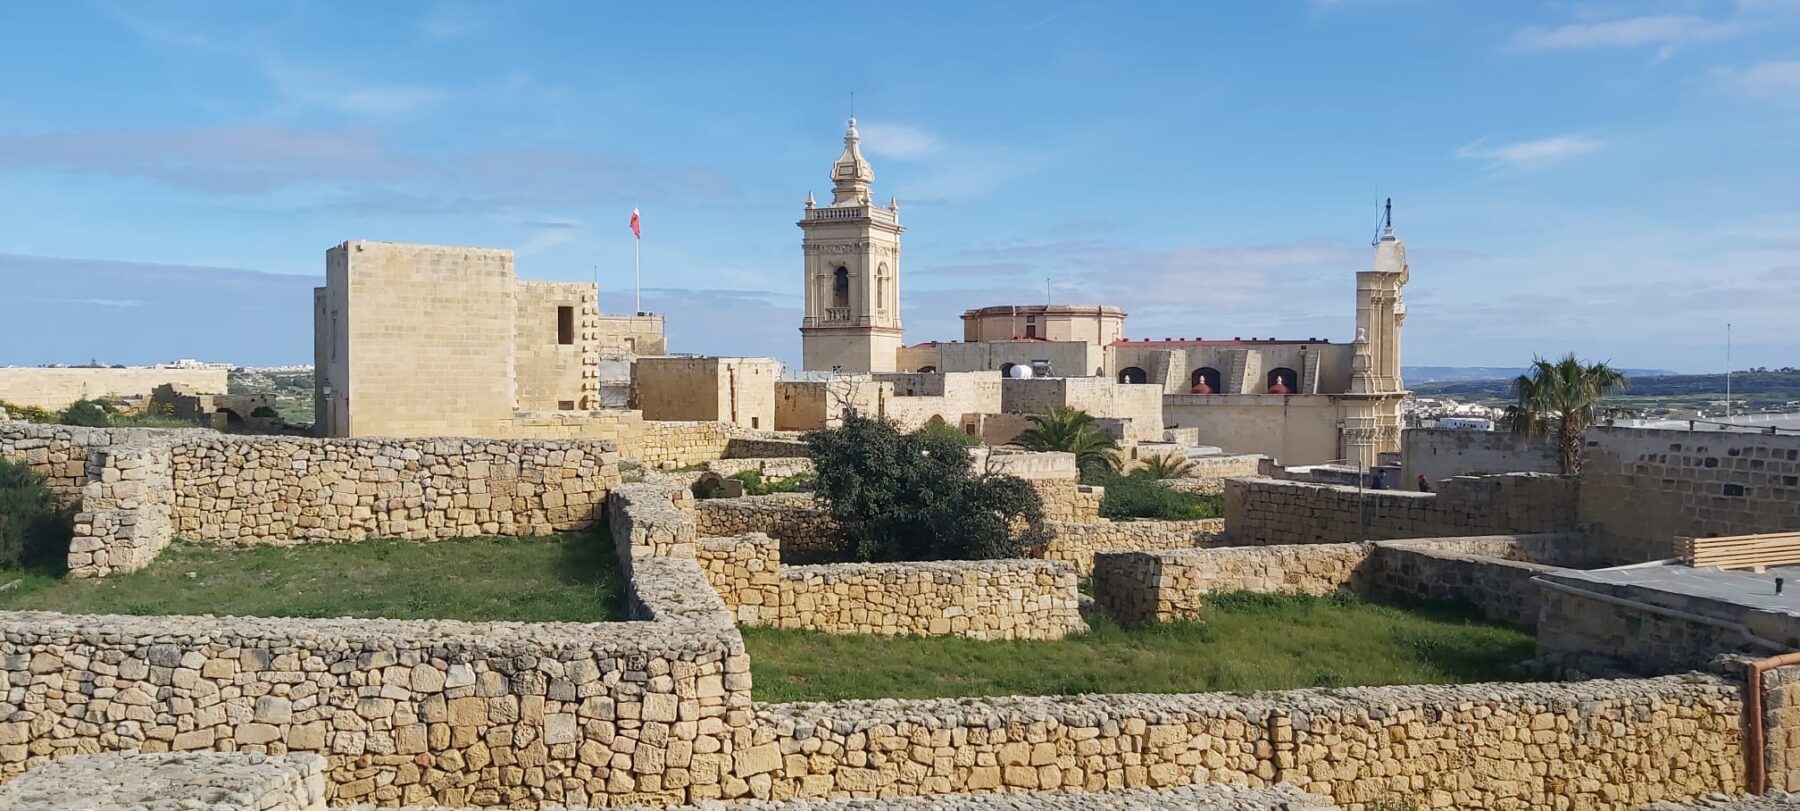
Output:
[
  {"xmin": 1403, "ymin": 366, "xmax": 1677, "ymax": 384},
  {"xmin": 1413, "ymin": 370, "xmax": 1800, "ymax": 401}
]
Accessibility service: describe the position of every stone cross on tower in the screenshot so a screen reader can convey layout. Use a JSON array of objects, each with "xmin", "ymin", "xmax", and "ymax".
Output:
[{"xmin": 797, "ymin": 117, "xmax": 906, "ymax": 372}]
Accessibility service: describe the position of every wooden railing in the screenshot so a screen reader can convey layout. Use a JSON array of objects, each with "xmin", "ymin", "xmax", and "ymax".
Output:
[{"xmin": 1676, "ymin": 532, "xmax": 1800, "ymax": 570}]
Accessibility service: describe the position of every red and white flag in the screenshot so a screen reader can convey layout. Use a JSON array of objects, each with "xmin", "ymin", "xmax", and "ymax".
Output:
[{"xmin": 629, "ymin": 208, "xmax": 641, "ymax": 239}]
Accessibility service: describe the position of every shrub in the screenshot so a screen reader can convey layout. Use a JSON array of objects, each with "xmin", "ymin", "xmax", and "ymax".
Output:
[
  {"xmin": 58, "ymin": 398, "xmax": 115, "ymax": 427},
  {"xmin": 0, "ymin": 401, "xmax": 56, "ymax": 423},
  {"xmin": 914, "ymin": 417, "xmax": 979, "ymax": 448},
  {"xmin": 0, "ymin": 458, "xmax": 69, "ymax": 569},
  {"xmin": 251, "ymin": 405, "xmax": 280, "ymax": 419},
  {"xmin": 1136, "ymin": 453, "xmax": 1195, "ymax": 479},
  {"xmin": 807, "ymin": 413, "xmax": 1044, "ymax": 562},
  {"xmin": 1097, "ymin": 472, "xmax": 1222, "ymax": 521},
  {"xmin": 730, "ymin": 470, "xmax": 816, "ymax": 496}
]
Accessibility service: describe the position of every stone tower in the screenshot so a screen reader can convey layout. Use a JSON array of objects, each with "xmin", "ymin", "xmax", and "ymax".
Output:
[
  {"xmin": 1342, "ymin": 200, "xmax": 1411, "ymax": 467},
  {"xmin": 798, "ymin": 117, "xmax": 905, "ymax": 372}
]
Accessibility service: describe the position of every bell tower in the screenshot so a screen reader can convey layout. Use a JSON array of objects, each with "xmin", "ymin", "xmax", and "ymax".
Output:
[
  {"xmin": 1343, "ymin": 198, "xmax": 1411, "ymax": 468},
  {"xmin": 798, "ymin": 117, "xmax": 904, "ymax": 372}
]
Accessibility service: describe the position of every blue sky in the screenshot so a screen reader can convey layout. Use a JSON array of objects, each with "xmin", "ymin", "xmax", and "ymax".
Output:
[{"xmin": 2, "ymin": 1, "xmax": 1797, "ymax": 372}]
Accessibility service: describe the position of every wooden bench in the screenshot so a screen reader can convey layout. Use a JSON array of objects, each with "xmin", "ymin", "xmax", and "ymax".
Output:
[{"xmin": 1676, "ymin": 532, "xmax": 1800, "ymax": 571}]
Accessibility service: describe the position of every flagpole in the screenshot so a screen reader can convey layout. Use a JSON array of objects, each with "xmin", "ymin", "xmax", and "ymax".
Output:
[{"xmin": 634, "ymin": 233, "xmax": 641, "ymax": 315}]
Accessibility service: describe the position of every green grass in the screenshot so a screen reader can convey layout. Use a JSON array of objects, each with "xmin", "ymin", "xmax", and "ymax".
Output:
[
  {"xmin": 0, "ymin": 530, "xmax": 627, "ymax": 622},
  {"xmin": 743, "ymin": 591, "xmax": 1537, "ymax": 702}
]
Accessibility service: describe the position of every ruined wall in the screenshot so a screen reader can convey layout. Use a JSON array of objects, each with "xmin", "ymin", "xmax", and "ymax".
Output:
[
  {"xmin": 1092, "ymin": 544, "xmax": 1373, "ymax": 624},
  {"xmin": 754, "ymin": 678, "xmax": 1744, "ymax": 809},
  {"xmin": 1579, "ymin": 426, "xmax": 1800, "ymax": 564},
  {"xmin": 1365, "ymin": 535, "xmax": 1587, "ymax": 628},
  {"xmin": 68, "ymin": 444, "xmax": 175, "ymax": 578},
  {"xmin": 0, "ymin": 367, "xmax": 228, "ymax": 411},
  {"xmin": 1400, "ymin": 428, "xmax": 1558, "ymax": 485},
  {"xmin": 0, "ymin": 598, "xmax": 751, "ymax": 806},
  {"xmin": 695, "ymin": 494, "xmax": 838, "ymax": 557},
  {"xmin": 1224, "ymin": 473, "xmax": 1577, "ymax": 546},
  {"xmin": 695, "ymin": 533, "xmax": 1086, "ymax": 641},
  {"xmin": 0, "ymin": 752, "xmax": 329, "ymax": 811},
  {"xmin": 1040, "ymin": 518, "xmax": 1224, "ymax": 575},
  {"xmin": 169, "ymin": 436, "xmax": 619, "ymax": 544}
]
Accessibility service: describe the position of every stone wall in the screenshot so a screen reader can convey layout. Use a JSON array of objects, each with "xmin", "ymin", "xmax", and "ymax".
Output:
[
  {"xmin": 1029, "ymin": 479, "xmax": 1104, "ymax": 524},
  {"xmin": 1164, "ymin": 453, "xmax": 1266, "ymax": 495},
  {"xmin": 1092, "ymin": 543, "xmax": 1372, "ymax": 624},
  {"xmin": 0, "ymin": 751, "xmax": 329, "ymax": 811},
  {"xmin": 753, "ymin": 677, "xmax": 1745, "ymax": 809},
  {"xmin": 1762, "ymin": 663, "xmax": 1800, "ymax": 795},
  {"xmin": 695, "ymin": 533, "xmax": 1086, "ymax": 641},
  {"xmin": 1364, "ymin": 535, "xmax": 1588, "ymax": 627},
  {"xmin": 701, "ymin": 457, "xmax": 815, "ymax": 479},
  {"xmin": 1579, "ymin": 426, "xmax": 1800, "ymax": 564},
  {"xmin": 0, "ymin": 366, "xmax": 229, "ymax": 411},
  {"xmin": 1223, "ymin": 473, "xmax": 1578, "ymax": 546},
  {"xmin": 1400, "ymin": 428, "xmax": 1558, "ymax": 485},
  {"xmin": 0, "ymin": 595, "xmax": 751, "ymax": 806},
  {"xmin": 1533, "ymin": 571, "xmax": 1800, "ymax": 675},
  {"xmin": 723, "ymin": 434, "xmax": 811, "ymax": 459},
  {"xmin": 170, "ymin": 436, "xmax": 619, "ymax": 544},
  {"xmin": 695, "ymin": 494, "xmax": 838, "ymax": 557},
  {"xmin": 1040, "ymin": 518, "xmax": 1224, "ymax": 575},
  {"xmin": 0, "ymin": 421, "xmax": 211, "ymax": 496},
  {"xmin": 68, "ymin": 443, "xmax": 175, "ymax": 578}
]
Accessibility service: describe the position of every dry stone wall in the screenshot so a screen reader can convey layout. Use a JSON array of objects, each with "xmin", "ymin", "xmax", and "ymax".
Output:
[
  {"xmin": 1040, "ymin": 518, "xmax": 1224, "ymax": 575},
  {"xmin": 68, "ymin": 444, "xmax": 175, "ymax": 578},
  {"xmin": 695, "ymin": 495, "xmax": 838, "ymax": 557},
  {"xmin": 752, "ymin": 677, "xmax": 1744, "ymax": 809},
  {"xmin": 0, "ymin": 751, "xmax": 329, "ymax": 811},
  {"xmin": 1092, "ymin": 543, "xmax": 1372, "ymax": 624},
  {"xmin": 1365, "ymin": 534, "xmax": 1588, "ymax": 627},
  {"xmin": 1224, "ymin": 473, "xmax": 1577, "ymax": 546},
  {"xmin": 0, "ymin": 596, "xmax": 751, "ymax": 807},
  {"xmin": 170, "ymin": 436, "xmax": 619, "ymax": 544}
]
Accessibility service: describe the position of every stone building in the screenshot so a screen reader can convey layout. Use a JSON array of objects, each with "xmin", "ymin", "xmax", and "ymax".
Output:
[
  {"xmin": 312, "ymin": 241, "xmax": 668, "ymax": 438},
  {"xmin": 797, "ymin": 118, "xmax": 905, "ymax": 374},
  {"xmin": 634, "ymin": 356, "xmax": 779, "ymax": 430},
  {"xmin": 791, "ymin": 112, "xmax": 1411, "ymax": 466}
]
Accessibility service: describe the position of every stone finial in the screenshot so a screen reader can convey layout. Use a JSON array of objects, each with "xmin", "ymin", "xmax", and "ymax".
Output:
[{"xmin": 805, "ymin": 191, "xmax": 815, "ymax": 209}]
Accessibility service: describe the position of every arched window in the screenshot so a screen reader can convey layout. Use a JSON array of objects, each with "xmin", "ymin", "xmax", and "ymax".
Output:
[
  {"xmin": 1118, "ymin": 367, "xmax": 1148, "ymax": 384},
  {"xmin": 876, "ymin": 263, "xmax": 888, "ymax": 310},
  {"xmin": 1267, "ymin": 368, "xmax": 1298, "ymax": 394},
  {"xmin": 998, "ymin": 362, "xmax": 1016, "ymax": 378},
  {"xmin": 832, "ymin": 267, "xmax": 850, "ymax": 309},
  {"xmin": 916, "ymin": 365, "xmax": 937, "ymax": 373},
  {"xmin": 1190, "ymin": 367, "xmax": 1222, "ymax": 394}
]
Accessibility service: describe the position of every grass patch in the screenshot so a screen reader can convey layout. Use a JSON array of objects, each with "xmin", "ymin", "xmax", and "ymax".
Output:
[
  {"xmin": 744, "ymin": 591, "xmax": 1536, "ymax": 702},
  {"xmin": 0, "ymin": 530, "xmax": 627, "ymax": 623}
]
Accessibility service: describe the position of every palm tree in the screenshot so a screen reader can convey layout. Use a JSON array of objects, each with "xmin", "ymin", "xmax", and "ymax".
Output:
[
  {"xmin": 1014, "ymin": 407, "xmax": 1121, "ymax": 478},
  {"xmin": 1136, "ymin": 453, "xmax": 1195, "ymax": 480},
  {"xmin": 1504, "ymin": 354, "xmax": 1629, "ymax": 474}
]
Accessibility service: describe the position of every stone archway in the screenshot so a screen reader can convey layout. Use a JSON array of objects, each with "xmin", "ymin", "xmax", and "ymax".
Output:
[{"xmin": 1117, "ymin": 367, "xmax": 1148, "ymax": 384}]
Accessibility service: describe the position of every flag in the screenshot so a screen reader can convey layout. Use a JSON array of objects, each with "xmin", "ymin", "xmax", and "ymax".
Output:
[{"xmin": 629, "ymin": 208, "xmax": 641, "ymax": 239}]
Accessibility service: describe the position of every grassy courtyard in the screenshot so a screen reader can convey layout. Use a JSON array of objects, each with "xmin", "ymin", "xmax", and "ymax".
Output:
[
  {"xmin": 743, "ymin": 592, "xmax": 1537, "ymax": 702},
  {"xmin": 0, "ymin": 531, "xmax": 627, "ymax": 623}
]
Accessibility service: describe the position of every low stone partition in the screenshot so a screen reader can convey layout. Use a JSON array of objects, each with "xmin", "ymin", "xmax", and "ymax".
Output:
[
  {"xmin": 0, "ymin": 751, "xmax": 329, "ymax": 810},
  {"xmin": 1032, "ymin": 478, "xmax": 1104, "ymax": 523},
  {"xmin": 1166, "ymin": 454, "xmax": 1266, "ymax": 495},
  {"xmin": 1534, "ymin": 569, "xmax": 1800, "ymax": 676},
  {"xmin": 702, "ymin": 456, "xmax": 815, "ymax": 479},
  {"xmin": 753, "ymin": 676, "xmax": 1745, "ymax": 808},
  {"xmin": 608, "ymin": 482, "xmax": 699, "ymax": 565},
  {"xmin": 0, "ymin": 421, "xmax": 210, "ymax": 496},
  {"xmin": 1223, "ymin": 472, "xmax": 1578, "ymax": 546},
  {"xmin": 170, "ymin": 436, "xmax": 620, "ymax": 544},
  {"xmin": 1366, "ymin": 534, "xmax": 1590, "ymax": 627},
  {"xmin": 695, "ymin": 533, "xmax": 1086, "ymax": 640},
  {"xmin": 694, "ymin": 493, "xmax": 838, "ymax": 557},
  {"xmin": 724, "ymin": 434, "xmax": 811, "ymax": 459},
  {"xmin": 1092, "ymin": 543, "xmax": 1373, "ymax": 624},
  {"xmin": 67, "ymin": 443, "xmax": 175, "ymax": 578},
  {"xmin": 0, "ymin": 588, "xmax": 751, "ymax": 806},
  {"xmin": 1041, "ymin": 518, "xmax": 1225, "ymax": 575}
]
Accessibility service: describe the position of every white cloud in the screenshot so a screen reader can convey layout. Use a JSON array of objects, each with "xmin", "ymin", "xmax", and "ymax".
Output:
[
  {"xmin": 1511, "ymin": 14, "xmax": 1745, "ymax": 51},
  {"xmin": 263, "ymin": 62, "xmax": 445, "ymax": 117},
  {"xmin": 856, "ymin": 122, "xmax": 942, "ymax": 160},
  {"xmin": 1709, "ymin": 59, "xmax": 1800, "ymax": 98},
  {"xmin": 1455, "ymin": 135, "xmax": 1607, "ymax": 171}
]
